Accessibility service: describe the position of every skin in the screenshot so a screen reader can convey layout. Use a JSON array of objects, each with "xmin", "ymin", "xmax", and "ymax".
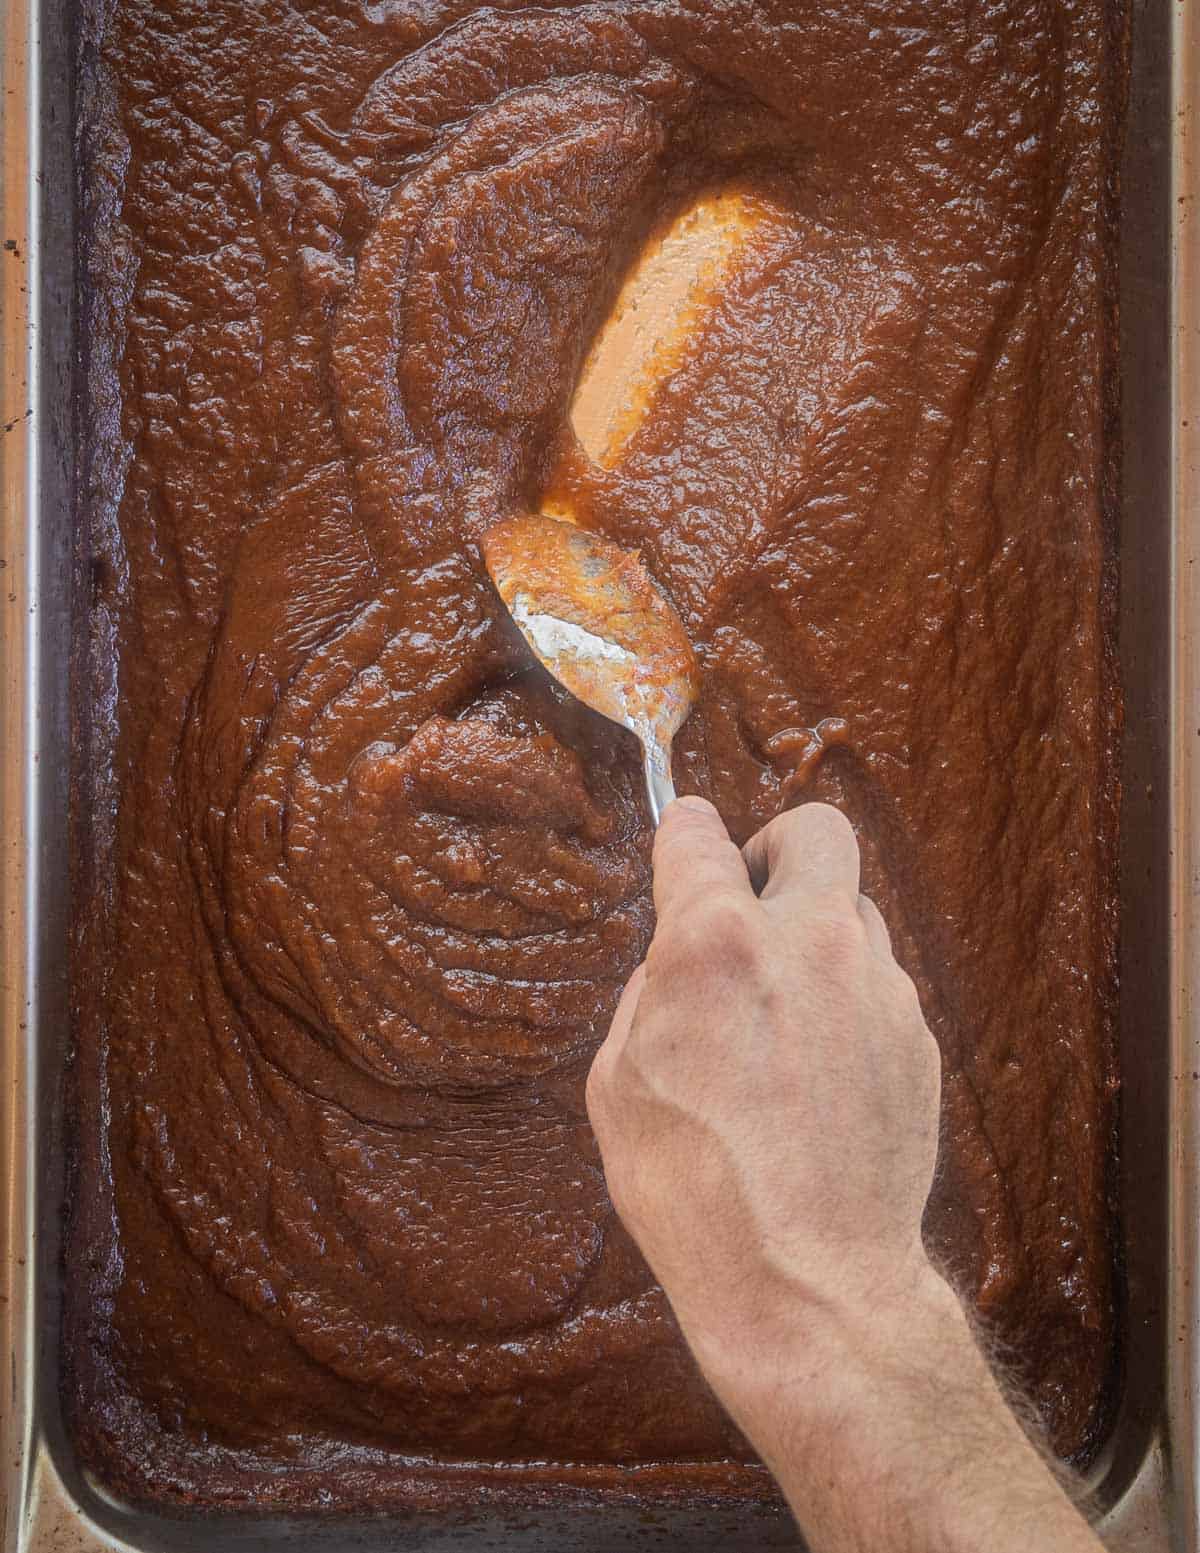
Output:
[{"xmin": 586, "ymin": 796, "xmax": 1105, "ymax": 1553}]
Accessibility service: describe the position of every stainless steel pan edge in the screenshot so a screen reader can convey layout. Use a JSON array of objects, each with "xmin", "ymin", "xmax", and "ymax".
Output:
[
  {"xmin": 1, "ymin": 0, "xmax": 1195, "ymax": 1547},
  {"xmin": 1, "ymin": 0, "xmax": 74, "ymax": 1544}
]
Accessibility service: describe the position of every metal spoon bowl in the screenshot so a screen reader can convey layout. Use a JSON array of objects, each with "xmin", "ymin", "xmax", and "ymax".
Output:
[{"xmin": 483, "ymin": 513, "xmax": 700, "ymax": 824}]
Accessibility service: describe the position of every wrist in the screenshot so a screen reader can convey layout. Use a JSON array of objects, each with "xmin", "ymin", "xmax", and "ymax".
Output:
[
  {"xmin": 680, "ymin": 1252, "xmax": 1101, "ymax": 1553},
  {"xmin": 686, "ymin": 1247, "xmax": 968, "ymax": 1450}
]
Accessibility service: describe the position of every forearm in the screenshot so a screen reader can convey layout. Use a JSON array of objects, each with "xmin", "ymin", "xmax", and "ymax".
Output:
[{"xmin": 683, "ymin": 1259, "xmax": 1103, "ymax": 1553}]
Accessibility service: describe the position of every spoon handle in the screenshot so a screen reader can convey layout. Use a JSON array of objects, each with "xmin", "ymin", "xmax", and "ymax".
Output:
[{"xmin": 643, "ymin": 747, "xmax": 677, "ymax": 827}]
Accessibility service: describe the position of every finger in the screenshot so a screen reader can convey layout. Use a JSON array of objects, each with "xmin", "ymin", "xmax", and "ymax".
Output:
[
  {"xmin": 742, "ymin": 802, "xmax": 860, "ymax": 904},
  {"xmin": 857, "ymin": 893, "xmax": 896, "ymax": 963},
  {"xmin": 652, "ymin": 795, "xmax": 752, "ymax": 921}
]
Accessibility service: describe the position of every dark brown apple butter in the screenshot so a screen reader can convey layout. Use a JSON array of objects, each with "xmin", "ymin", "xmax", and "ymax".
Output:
[{"xmin": 68, "ymin": 0, "xmax": 1125, "ymax": 1511}]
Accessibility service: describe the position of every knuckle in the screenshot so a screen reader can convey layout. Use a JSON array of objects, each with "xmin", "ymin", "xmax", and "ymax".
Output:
[
  {"xmin": 695, "ymin": 889, "xmax": 752, "ymax": 936},
  {"xmin": 802, "ymin": 901, "xmax": 867, "ymax": 966},
  {"xmin": 663, "ymin": 892, "xmax": 757, "ymax": 967},
  {"xmin": 696, "ymin": 897, "xmax": 762, "ymax": 974}
]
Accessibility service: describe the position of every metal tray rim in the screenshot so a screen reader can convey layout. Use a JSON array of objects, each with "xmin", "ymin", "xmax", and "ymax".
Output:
[{"xmin": 2, "ymin": 0, "xmax": 1197, "ymax": 1547}]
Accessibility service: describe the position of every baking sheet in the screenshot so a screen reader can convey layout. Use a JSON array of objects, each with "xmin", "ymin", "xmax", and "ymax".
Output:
[{"xmin": 1, "ymin": 0, "xmax": 1197, "ymax": 1547}]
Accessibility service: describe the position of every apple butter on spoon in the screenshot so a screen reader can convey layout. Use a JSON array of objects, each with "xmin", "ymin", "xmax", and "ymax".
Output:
[{"xmin": 483, "ymin": 513, "xmax": 700, "ymax": 825}]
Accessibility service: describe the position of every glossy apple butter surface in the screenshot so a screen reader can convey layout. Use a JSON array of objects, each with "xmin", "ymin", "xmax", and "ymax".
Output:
[{"xmin": 69, "ymin": 0, "xmax": 1124, "ymax": 1510}]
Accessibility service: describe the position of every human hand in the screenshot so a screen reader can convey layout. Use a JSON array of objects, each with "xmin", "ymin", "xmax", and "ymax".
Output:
[{"xmin": 586, "ymin": 795, "xmax": 941, "ymax": 1387}]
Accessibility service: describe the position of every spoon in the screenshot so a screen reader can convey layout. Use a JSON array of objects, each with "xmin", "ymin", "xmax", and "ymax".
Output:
[{"xmin": 482, "ymin": 513, "xmax": 700, "ymax": 825}]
